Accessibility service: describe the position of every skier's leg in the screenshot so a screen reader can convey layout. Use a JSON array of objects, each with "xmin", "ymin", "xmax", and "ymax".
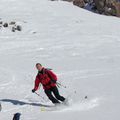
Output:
[
  {"xmin": 52, "ymin": 86, "xmax": 65, "ymax": 102},
  {"xmin": 44, "ymin": 88, "xmax": 60, "ymax": 104}
]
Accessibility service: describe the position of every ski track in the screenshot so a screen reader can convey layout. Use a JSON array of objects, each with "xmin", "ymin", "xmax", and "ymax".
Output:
[
  {"xmin": 59, "ymin": 97, "xmax": 101, "ymax": 112},
  {"xmin": 39, "ymin": 97, "xmax": 102, "ymax": 112}
]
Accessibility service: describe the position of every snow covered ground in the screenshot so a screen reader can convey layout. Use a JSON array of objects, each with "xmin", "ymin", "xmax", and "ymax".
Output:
[{"xmin": 0, "ymin": 0, "xmax": 120, "ymax": 119}]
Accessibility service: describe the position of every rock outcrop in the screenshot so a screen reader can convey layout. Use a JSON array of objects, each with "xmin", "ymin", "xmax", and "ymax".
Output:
[{"xmin": 73, "ymin": 0, "xmax": 85, "ymax": 8}]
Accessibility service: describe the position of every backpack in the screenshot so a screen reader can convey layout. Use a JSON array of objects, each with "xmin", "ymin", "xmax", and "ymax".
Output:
[
  {"xmin": 37, "ymin": 68, "xmax": 56, "ymax": 86},
  {"xmin": 45, "ymin": 68, "xmax": 56, "ymax": 83}
]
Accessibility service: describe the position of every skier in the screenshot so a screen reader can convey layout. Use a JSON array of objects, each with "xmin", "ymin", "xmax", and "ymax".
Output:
[{"xmin": 32, "ymin": 63, "xmax": 66, "ymax": 105}]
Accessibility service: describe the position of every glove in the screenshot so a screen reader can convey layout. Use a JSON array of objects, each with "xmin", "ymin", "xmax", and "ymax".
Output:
[
  {"xmin": 51, "ymin": 79, "xmax": 56, "ymax": 83},
  {"xmin": 32, "ymin": 89, "xmax": 35, "ymax": 93}
]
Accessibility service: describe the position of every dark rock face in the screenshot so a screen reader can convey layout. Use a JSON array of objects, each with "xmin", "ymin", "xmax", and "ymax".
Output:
[
  {"xmin": 93, "ymin": 0, "xmax": 106, "ymax": 13},
  {"xmin": 62, "ymin": 0, "xmax": 73, "ymax": 2},
  {"xmin": 110, "ymin": 1, "xmax": 120, "ymax": 17},
  {"xmin": 93, "ymin": 0, "xmax": 120, "ymax": 17},
  {"xmin": 73, "ymin": 0, "xmax": 85, "ymax": 8},
  {"xmin": 53, "ymin": 0, "xmax": 120, "ymax": 17}
]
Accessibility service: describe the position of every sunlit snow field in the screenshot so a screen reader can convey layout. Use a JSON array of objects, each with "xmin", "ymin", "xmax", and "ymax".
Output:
[{"xmin": 0, "ymin": 0, "xmax": 120, "ymax": 120}]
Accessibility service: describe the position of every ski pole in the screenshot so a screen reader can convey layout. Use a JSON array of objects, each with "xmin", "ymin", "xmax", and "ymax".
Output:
[
  {"xmin": 34, "ymin": 92, "xmax": 46, "ymax": 101},
  {"xmin": 56, "ymin": 82, "xmax": 67, "ymax": 88},
  {"xmin": 35, "ymin": 92, "xmax": 40, "ymax": 96},
  {"xmin": 56, "ymin": 83, "xmax": 60, "ymax": 88}
]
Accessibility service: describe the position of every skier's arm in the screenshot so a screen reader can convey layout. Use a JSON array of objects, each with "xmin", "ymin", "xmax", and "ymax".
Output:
[{"xmin": 33, "ymin": 76, "xmax": 40, "ymax": 91}]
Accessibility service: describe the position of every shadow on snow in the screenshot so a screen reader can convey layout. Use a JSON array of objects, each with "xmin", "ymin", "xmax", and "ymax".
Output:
[{"xmin": 0, "ymin": 99, "xmax": 53, "ymax": 108}]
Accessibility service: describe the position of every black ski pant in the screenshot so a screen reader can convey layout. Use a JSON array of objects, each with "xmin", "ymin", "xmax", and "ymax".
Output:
[{"xmin": 44, "ymin": 86, "xmax": 65, "ymax": 104}]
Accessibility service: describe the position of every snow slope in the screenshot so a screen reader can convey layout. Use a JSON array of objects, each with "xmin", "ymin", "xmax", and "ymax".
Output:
[{"xmin": 0, "ymin": 0, "xmax": 120, "ymax": 119}]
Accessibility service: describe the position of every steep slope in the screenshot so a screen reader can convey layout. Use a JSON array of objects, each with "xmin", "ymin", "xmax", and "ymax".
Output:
[{"xmin": 0, "ymin": 0, "xmax": 120, "ymax": 120}]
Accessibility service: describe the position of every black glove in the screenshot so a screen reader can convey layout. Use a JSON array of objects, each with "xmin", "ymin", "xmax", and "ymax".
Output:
[
  {"xmin": 51, "ymin": 79, "xmax": 56, "ymax": 83},
  {"xmin": 32, "ymin": 89, "xmax": 35, "ymax": 93}
]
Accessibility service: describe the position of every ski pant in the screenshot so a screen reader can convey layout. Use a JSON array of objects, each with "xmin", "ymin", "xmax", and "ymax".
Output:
[{"xmin": 44, "ymin": 86, "xmax": 65, "ymax": 104}]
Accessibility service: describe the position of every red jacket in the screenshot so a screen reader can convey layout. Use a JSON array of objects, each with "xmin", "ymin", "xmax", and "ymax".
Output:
[{"xmin": 34, "ymin": 68, "xmax": 57, "ymax": 90}]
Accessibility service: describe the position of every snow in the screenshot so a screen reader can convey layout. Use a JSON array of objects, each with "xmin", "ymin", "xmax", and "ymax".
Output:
[{"xmin": 0, "ymin": 0, "xmax": 120, "ymax": 120}]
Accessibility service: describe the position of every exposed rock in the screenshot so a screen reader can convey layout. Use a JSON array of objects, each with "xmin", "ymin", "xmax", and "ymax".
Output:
[
  {"xmin": 93, "ymin": 0, "xmax": 106, "ymax": 14},
  {"xmin": 3, "ymin": 23, "xmax": 8, "ymax": 27},
  {"xmin": 61, "ymin": 0, "xmax": 120, "ymax": 17},
  {"xmin": 16, "ymin": 25, "xmax": 22, "ymax": 31},
  {"xmin": 0, "ymin": 20, "xmax": 23, "ymax": 32},
  {"xmin": 73, "ymin": 0, "xmax": 85, "ymax": 8},
  {"xmin": 84, "ymin": 0, "xmax": 93, "ymax": 4},
  {"xmin": 92, "ymin": 0, "xmax": 120, "ymax": 17},
  {"xmin": 0, "ymin": 21, "xmax": 3, "ymax": 24},
  {"xmin": 62, "ymin": 0, "xmax": 73, "ymax": 2},
  {"xmin": 12, "ymin": 27, "xmax": 16, "ymax": 32},
  {"xmin": 9, "ymin": 21, "xmax": 16, "ymax": 25},
  {"xmin": 111, "ymin": 1, "xmax": 120, "ymax": 17}
]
